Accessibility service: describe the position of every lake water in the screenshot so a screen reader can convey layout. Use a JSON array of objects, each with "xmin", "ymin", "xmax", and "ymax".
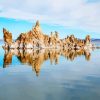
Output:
[{"xmin": 0, "ymin": 41, "xmax": 100, "ymax": 100}]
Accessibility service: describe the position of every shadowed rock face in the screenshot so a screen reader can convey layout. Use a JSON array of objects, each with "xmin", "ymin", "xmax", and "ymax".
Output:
[
  {"xmin": 3, "ymin": 28, "xmax": 12, "ymax": 44},
  {"xmin": 2, "ymin": 20, "xmax": 92, "ymax": 50}
]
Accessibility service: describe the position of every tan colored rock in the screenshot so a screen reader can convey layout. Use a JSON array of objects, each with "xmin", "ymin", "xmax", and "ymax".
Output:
[
  {"xmin": 3, "ymin": 28, "xmax": 12, "ymax": 44},
  {"xmin": 2, "ymin": 21, "xmax": 92, "ymax": 50},
  {"xmin": 85, "ymin": 35, "xmax": 91, "ymax": 44},
  {"xmin": 32, "ymin": 20, "xmax": 44, "ymax": 41}
]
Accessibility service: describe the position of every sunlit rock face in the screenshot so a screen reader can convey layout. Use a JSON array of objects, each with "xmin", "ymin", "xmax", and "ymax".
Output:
[
  {"xmin": 3, "ymin": 28, "xmax": 12, "ymax": 49},
  {"xmin": 85, "ymin": 35, "xmax": 91, "ymax": 44},
  {"xmin": 3, "ymin": 28, "xmax": 12, "ymax": 44},
  {"xmin": 2, "ymin": 20, "xmax": 92, "ymax": 50}
]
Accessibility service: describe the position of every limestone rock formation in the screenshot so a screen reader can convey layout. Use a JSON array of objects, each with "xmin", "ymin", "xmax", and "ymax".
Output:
[
  {"xmin": 2, "ymin": 20, "xmax": 93, "ymax": 50},
  {"xmin": 3, "ymin": 28, "xmax": 12, "ymax": 44}
]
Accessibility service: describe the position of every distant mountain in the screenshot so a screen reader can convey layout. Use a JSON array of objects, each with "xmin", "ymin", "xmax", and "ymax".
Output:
[
  {"xmin": 91, "ymin": 39, "xmax": 100, "ymax": 41},
  {"xmin": 91, "ymin": 39, "xmax": 100, "ymax": 47},
  {"xmin": 0, "ymin": 39, "xmax": 3, "ymax": 41}
]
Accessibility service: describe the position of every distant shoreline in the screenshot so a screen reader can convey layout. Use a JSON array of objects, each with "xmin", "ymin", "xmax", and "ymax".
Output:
[{"xmin": 0, "ymin": 39, "xmax": 100, "ymax": 41}]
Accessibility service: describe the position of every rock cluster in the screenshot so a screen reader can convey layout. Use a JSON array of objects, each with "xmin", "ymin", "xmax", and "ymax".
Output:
[{"xmin": 3, "ymin": 20, "xmax": 92, "ymax": 50}]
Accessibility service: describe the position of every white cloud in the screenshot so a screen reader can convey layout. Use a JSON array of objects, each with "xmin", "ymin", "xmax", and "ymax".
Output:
[{"xmin": 0, "ymin": 0, "xmax": 100, "ymax": 33}]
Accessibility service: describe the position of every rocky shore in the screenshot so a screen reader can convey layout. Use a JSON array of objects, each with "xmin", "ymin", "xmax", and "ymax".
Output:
[{"xmin": 3, "ymin": 20, "xmax": 93, "ymax": 50}]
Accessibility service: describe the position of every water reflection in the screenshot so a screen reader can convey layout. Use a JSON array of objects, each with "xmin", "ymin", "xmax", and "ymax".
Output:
[{"xmin": 3, "ymin": 49, "xmax": 92, "ymax": 76}]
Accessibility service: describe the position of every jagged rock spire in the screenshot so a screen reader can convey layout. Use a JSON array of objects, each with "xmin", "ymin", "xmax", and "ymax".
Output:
[
  {"xmin": 85, "ymin": 35, "xmax": 91, "ymax": 44},
  {"xmin": 35, "ymin": 20, "xmax": 40, "ymax": 27},
  {"xmin": 3, "ymin": 28, "xmax": 12, "ymax": 44},
  {"xmin": 33, "ymin": 20, "xmax": 43, "ymax": 34},
  {"xmin": 55, "ymin": 31, "xmax": 59, "ymax": 38},
  {"xmin": 32, "ymin": 20, "xmax": 40, "ymax": 31}
]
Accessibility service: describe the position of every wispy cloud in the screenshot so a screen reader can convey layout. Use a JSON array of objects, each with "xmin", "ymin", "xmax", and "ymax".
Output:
[{"xmin": 0, "ymin": 0, "xmax": 100, "ymax": 33}]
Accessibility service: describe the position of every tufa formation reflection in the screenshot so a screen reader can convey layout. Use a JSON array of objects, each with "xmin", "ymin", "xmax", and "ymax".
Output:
[{"xmin": 3, "ymin": 49, "xmax": 92, "ymax": 76}]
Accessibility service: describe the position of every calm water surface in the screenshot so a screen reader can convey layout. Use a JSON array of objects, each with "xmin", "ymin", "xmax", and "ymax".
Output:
[{"xmin": 0, "ymin": 41, "xmax": 100, "ymax": 100}]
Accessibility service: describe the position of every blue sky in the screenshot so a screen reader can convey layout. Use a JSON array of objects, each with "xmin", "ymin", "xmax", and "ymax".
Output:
[{"xmin": 0, "ymin": 0, "xmax": 100, "ymax": 39}]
